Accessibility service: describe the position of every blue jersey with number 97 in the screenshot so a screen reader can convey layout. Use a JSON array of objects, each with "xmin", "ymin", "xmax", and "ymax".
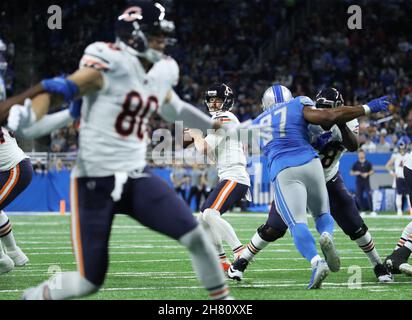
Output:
[{"xmin": 252, "ymin": 96, "xmax": 319, "ymax": 181}]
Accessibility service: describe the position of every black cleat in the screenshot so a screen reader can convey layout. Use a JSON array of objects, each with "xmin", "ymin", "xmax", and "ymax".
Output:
[
  {"xmin": 373, "ymin": 263, "xmax": 393, "ymax": 282},
  {"xmin": 385, "ymin": 246, "xmax": 411, "ymax": 274},
  {"xmin": 227, "ymin": 258, "xmax": 249, "ymax": 282}
]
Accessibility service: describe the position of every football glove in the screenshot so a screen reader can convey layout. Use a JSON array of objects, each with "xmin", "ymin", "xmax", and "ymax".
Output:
[{"xmin": 365, "ymin": 96, "xmax": 390, "ymax": 113}]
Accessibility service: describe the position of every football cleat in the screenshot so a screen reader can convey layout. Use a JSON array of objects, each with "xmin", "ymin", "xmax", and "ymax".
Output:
[
  {"xmin": 319, "ymin": 232, "xmax": 340, "ymax": 272},
  {"xmin": 0, "ymin": 254, "xmax": 14, "ymax": 274},
  {"xmin": 6, "ymin": 246, "xmax": 29, "ymax": 266},
  {"xmin": 373, "ymin": 263, "xmax": 393, "ymax": 283},
  {"xmin": 399, "ymin": 263, "xmax": 412, "ymax": 276},
  {"xmin": 385, "ymin": 246, "xmax": 411, "ymax": 274},
  {"xmin": 308, "ymin": 259, "xmax": 329, "ymax": 289},
  {"xmin": 227, "ymin": 258, "xmax": 249, "ymax": 282}
]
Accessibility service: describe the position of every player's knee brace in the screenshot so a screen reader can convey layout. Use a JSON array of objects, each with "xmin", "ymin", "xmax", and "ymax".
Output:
[
  {"xmin": 349, "ymin": 223, "xmax": 369, "ymax": 241},
  {"xmin": 257, "ymin": 224, "xmax": 287, "ymax": 242}
]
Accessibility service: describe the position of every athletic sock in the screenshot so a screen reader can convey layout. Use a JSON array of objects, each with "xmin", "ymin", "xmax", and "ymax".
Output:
[
  {"xmin": 0, "ymin": 242, "xmax": 5, "ymax": 258},
  {"xmin": 396, "ymin": 194, "xmax": 403, "ymax": 214},
  {"xmin": 314, "ymin": 213, "xmax": 334, "ymax": 236},
  {"xmin": 179, "ymin": 225, "xmax": 229, "ymax": 300},
  {"xmin": 396, "ymin": 222, "xmax": 412, "ymax": 250},
  {"xmin": 290, "ymin": 223, "xmax": 318, "ymax": 263},
  {"xmin": 242, "ymin": 232, "xmax": 269, "ymax": 262},
  {"xmin": 203, "ymin": 208, "xmax": 242, "ymax": 250},
  {"xmin": 310, "ymin": 255, "xmax": 322, "ymax": 268},
  {"xmin": 0, "ymin": 211, "xmax": 18, "ymax": 251},
  {"xmin": 354, "ymin": 231, "xmax": 382, "ymax": 266}
]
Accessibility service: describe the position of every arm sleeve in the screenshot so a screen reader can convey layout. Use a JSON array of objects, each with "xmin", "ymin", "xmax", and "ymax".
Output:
[
  {"xmin": 18, "ymin": 109, "xmax": 73, "ymax": 139},
  {"xmin": 158, "ymin": 90, "xmax": 215, "ymax": 133}
]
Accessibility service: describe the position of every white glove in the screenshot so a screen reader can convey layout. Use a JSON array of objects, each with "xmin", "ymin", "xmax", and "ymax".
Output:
[{"xmin": 6, "ymin": 99, "xmax": 36, "ymax": 132}]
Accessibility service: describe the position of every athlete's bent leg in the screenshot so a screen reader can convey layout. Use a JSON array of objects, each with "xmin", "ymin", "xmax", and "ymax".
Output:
[{"xmin": 129, "ymin": 169, "xmax": 231, "ymax": 300}]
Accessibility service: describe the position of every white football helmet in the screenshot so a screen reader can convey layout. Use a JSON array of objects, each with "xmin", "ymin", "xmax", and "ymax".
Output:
[{"xmin": 261, "ymin": 84, "xmax": 293, "ymax": 110}]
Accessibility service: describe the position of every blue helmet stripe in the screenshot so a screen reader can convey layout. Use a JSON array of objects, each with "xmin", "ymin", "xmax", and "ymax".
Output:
[
  {"xmin": 275, "ymin": 85, "xmax": 284, "ymax": 103},
  {"xmin": 272, "ymin": 85, "xmax": 284, "ymax": 104},
  {"xmin": 271, "ymin": 85, "xmax": 278, "ymax": 103}
]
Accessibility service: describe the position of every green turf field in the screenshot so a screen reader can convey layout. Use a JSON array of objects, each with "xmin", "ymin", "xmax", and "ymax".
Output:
[{"xmin": 1, "ymin": 213, "xmax": 412, "ymax": 300}]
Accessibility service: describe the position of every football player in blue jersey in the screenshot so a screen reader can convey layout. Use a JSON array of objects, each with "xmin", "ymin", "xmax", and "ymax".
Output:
[
  {"xmin": 229, "ymin": 87, "xmax": 393, "ymax": 285},
  {"xmin": 228, "ymin": 84, "xmax": 391, "ymax": 289}
]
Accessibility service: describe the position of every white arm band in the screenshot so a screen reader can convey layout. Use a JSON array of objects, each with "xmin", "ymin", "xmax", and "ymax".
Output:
[
  {"xmin": 159, "ymin": 90, "xmax": 214, "ymax": 133},
  {"xmin": 18, "ymin": 109, "xmax": 73, "ymax": 139},
  {"xmin": 362, "ymin": 104, "xmax": 371, "ymax": 115}
]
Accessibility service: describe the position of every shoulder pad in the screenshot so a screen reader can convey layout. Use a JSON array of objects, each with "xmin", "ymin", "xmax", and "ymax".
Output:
[
  {"xmin": 297, "ymin": 96, "xmax": 315, "ymax": 107},
  {"xmin": 149, "ymin": 57, "xmax": 179, "ymax": 87},
  {"xmin": 79, "ymin": 42, "xmax": 119, "ymax": 72}
]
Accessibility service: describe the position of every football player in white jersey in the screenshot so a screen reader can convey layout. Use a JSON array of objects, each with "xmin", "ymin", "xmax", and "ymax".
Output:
[
  {"xmin": 229, "ymin": 87, "xmax": 393, "ymax": 283},
  {"xmin": 188, "ymin": 83, "xmax": 251, "ymax": 272},
  {"xmin": 1, "ymin": 1, "xmax": 268, "ymax": 300},
  {"xmin": 385, "ymin": 140, "xmax": 411, "ymax": 216},
  {"xmin": 0, "ymin": 50, "xmax": 32, "ymax": 274},
  {"xmin": 385, "ymin": 150, "xmax": 412, "ymax": 276}
]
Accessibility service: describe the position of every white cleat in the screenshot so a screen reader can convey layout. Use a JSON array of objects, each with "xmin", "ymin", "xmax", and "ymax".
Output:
[
  {"xmin": 397, "ymin": 210, "xmax": 403, "ymax": 216},
  {"xmin": 6, "ymin": 247, "xmax": 29, "ymax": 266},
  {"xmin": 319, "ymin": 232, "xmax": 340, "ymax": 272},
  {"xmin": 308, "ymin": 259, "xmax": 330, "ymax": 289},
  {"xmin": 227, "ymin": 265, "xmax": 244, "ymax": 282},
  {"xmin": 378, "ymin": 274, "xmax": 394, "ymax": 283},
  {"xmin": 0, "ymin": 254, "xmax": 15, "ymax": 274},
  {"xmin": 399, "ymin": 263, "xmax": 412, "ymax": 276}
]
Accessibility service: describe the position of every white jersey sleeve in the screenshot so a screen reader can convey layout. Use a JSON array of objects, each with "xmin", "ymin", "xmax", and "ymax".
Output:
[
  {"xmin": 0, "ymin": 127, "xmax": 28, "ymax": 171},
  {"xmin": 310, "ymin": 118, "xmax": 359, "ymax": 182},
  {"xmin": 80, "ymin": 42, "xmax": 117, "ymax": 72},
  {"xmin": 346, "ymin": 119, "xmax": 359, "ymax": 135}
]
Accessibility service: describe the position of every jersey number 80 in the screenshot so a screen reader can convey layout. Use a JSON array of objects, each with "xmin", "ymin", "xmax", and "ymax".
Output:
[{"xmin": 115, "ymin": 91, "xmax": 159, "ymax": 139}]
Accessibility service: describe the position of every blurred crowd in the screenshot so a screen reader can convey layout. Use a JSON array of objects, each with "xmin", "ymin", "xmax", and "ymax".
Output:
[{"xmin": 0, "ymin": 0, "xmax": 411, "ymax": 154}]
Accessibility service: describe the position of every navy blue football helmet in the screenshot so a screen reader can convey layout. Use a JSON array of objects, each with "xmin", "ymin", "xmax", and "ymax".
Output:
[{"xmin": 115, "ymin": 0, "xmax": 175, "ymax": 54}]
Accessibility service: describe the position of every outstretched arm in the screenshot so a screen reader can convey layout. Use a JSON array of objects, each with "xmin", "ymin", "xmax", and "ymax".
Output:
[
  {"xmin": 303, "ymin": 96, "xmax": 390, "ymax": 128},
  {"xmin": 2, "ymin": 67, "xmax": 103, "ymax": 127},
  {"xmin": 160, "ymin": 90, "xmax": 221, "ymax": 134},
  {"xmin": 18, "ymin": 109, "xmax": 73, "ymax": 140}
]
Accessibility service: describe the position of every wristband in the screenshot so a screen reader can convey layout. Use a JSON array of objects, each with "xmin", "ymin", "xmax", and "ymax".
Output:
[{"xmin": 362, "ymin": 104, "xmax": 371, "ymax": 115}]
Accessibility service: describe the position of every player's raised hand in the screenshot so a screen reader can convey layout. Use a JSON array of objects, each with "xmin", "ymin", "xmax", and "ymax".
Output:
[
  {"xmin": 365, "ymin": 96, "xmax": 391, "ymax": 114},
  {"xmin": 6, "ymin": 98, "xmax": 35, "ymax": 132}
]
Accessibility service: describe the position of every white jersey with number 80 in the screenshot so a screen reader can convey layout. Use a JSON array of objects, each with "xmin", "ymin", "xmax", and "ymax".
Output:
[{"xmin": 73, "ymin": 42, "xmax": 179, "ymax": 177}]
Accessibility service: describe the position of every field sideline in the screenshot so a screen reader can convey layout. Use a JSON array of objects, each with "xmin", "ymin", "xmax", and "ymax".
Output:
[{"xmin": 1, "ymin": 212, "xmax": 412, "ymax": 300}]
